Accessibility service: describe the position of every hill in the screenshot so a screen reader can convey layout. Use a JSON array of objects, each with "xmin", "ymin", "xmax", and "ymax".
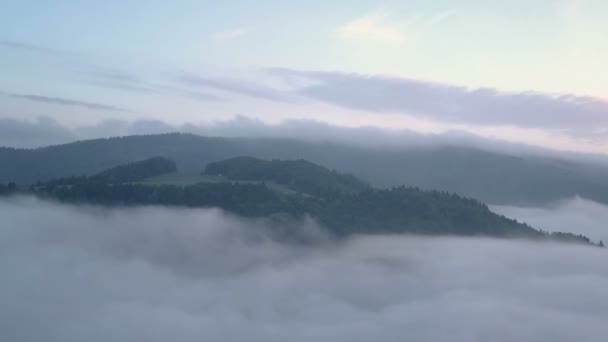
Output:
[
  {"xmin": 10, "ymin": 156, "xmax": 598, "ymax": 246},
  {"xmin": 91, "ymin": 156, "xmax": 176, "ymax": 183},
  {"xmin": 1, "ymin": 133, "xmax": 608, "ymax": 205},
  {"xmin": 204, "ymin": 156, "xmax": 369, "ymax": 196}
]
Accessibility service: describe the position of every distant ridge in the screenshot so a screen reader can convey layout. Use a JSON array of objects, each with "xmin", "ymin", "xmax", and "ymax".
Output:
[{"xmin": 1, "ymin": 133, "xmax": 608, "ymax": 205}]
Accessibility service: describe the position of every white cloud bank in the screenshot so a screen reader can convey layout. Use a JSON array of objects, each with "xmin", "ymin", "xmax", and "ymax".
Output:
[
  {"xmin": 337, "ymin": 10, "xmax": 407, "ymax": 45},
  {"xmin": 268, "ymin": 69, "xmax": 608, "ymax": 139},
  {"xmin": 1, "ymin": 196, "xmax": 607, "ymax": 342},
  {"xmin": 492, "ymin": 196, "xmax": 608, "ymax": 243}
]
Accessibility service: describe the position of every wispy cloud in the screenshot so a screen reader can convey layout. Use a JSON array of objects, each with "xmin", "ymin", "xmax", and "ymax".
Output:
[
  {"xmin": 83, "ymin": 68, "xmax": 221, "ymax": 102},
  {"xmin": 268, "ymin": 69, "xmax": 608, "ymax": 137},
  {"xmin": 211, "ymin": 27, "xmax": 250, "ymax": 42},
  {"xmin": 179, "ymin": 73, "xmax": 292, "ymax": 102},
  {"xmin": 84, "ymin": 69, "xmax": 161, "ymax": 94},
  {"xmin": 337, "ymin": 10, "xmax": 407, "ymax": 45},
  {"xmin": 426, "ymin": 10, "xmax": 457, "ymax": 27},
  {"xmin": 0, "ymin": 91, "xmax": 128, "ymax": 112},
  {"xmin": 0, "ymin": 39, "xmax": 80, "ymax": 58},
  {"xmin": 0, "ymin": 39, "xmax": 57, "ymax": 53}
]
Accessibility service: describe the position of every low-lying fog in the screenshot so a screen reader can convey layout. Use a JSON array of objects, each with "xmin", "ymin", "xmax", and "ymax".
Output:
[
  {"xmin": 492, "ymin": 197, "xmax": 608, "ymax": 244},
  {"xmin": 1, "ymin": 196, "xmax": 607, "ymax": 342}
]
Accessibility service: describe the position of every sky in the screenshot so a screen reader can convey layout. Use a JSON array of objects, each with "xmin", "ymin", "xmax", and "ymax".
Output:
[{"xmin": 1, "ymin": 0, "xmax": 607, "ymax": 153}]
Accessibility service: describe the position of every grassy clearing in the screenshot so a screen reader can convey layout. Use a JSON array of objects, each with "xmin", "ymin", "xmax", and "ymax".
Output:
[
  {"xmin": 137, "ymin": 172, "xmax": 225, "ymax": 186},
  {"xmin": 138, "ymin": 172, "xmax": 299, "ymax": 196}
]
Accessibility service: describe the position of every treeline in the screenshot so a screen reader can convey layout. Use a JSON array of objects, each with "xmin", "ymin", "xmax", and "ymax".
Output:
[
  {"xmin": 541, "ymin": 231, "xmax": 603, "ymax": 246},
  {"xmin": 15, "ymin": 175, "xmax": 600, "ymax": 245},
  {"xmin": 313, "ymin": 186, "xmax": 540, "ymax": 238},
  {"xmin": 27, "ymin": 179, "xmax": 549, "ymax": 240},
  {"xmin": 32, "ymin": 182, "xmax": 290, "ymax": 217}
]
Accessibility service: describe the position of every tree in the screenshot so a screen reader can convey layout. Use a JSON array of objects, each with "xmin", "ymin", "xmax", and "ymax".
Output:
[{"xmin": 600, "ymin": 240, "xmax": 604, "ymax": 248}]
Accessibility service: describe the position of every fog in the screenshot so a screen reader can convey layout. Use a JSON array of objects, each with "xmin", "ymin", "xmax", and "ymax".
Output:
[
  {"xmin": 3, "ymin": 116, "xmax": 608, "ymax": 167},
  {"xmin": 0, "ymin": 115, "xmax": 517, "ymax": 149},
  {"xmin": 492, "ymin": 197, "xmax": 608, "ymax": 244},
  {"xmin": 1, "ymin": 196, "xmax": 607, "ymax": 342}
]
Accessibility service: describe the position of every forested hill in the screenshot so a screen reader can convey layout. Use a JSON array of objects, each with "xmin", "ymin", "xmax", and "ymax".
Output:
[
  {"xmin": 204, "ymin": 157, "xmax": 369, "ymax": 195},
  {"xmin": 11, "ymin": 156, "xmax": 599, "ymax": 246},
  {"xmin": 92, "ymin": 157, "xmax": 176, "ymax": 183},
  {"xmin": 2, "ymin": 133, "xmax": 608, "ymax": 205},
  {"xmin": 37, "ymin": 157, "xmax": 177, "ymax": 187}
]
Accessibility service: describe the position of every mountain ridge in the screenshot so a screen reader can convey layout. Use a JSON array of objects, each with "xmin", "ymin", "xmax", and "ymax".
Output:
[{"xmin": 2, "ymin": 133, "xmax": 608, "ymax": 206}]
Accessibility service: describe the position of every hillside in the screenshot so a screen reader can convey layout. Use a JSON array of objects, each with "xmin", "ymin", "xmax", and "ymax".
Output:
[
  {"xmin": 9, "ymin": 156, "xmax": 598, "ymax": 246},
  {"xmin": 1, "ymin": 133, "xmax": 608, "ymax": 205},
  {"xmin": 204, "ymin": 156, "xmax": 369, "ymax": 195},
  {"xmin": 92, "ymin": 156, "xmax": 176, "ymax": 183}
]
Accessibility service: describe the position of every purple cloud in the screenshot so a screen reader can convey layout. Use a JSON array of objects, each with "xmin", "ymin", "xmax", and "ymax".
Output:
[{"xmin": 270, "ymin": 69, "xmax": 608, "ymax": 136}]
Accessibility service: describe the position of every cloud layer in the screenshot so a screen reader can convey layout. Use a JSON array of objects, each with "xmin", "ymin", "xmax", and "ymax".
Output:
[
  {"xmin": 0, "ymin": 115, "xmax": 565, "ymax": 153},
  {"xmin": 1, "ymin": 196, "xmax": 607, "ymax": 342},
  {"xmin": 0, "ymin": 117, "xmax": 77, "ymax": 147},
  {"xmin": 0, "ymin": 91, "xmax": 127, "ymax": 112},
  {"xmin": 270, "ymin": 69, "xmax": 608, "ymax": 137},
  {"xmin": 337, "ymin": 10, "xmax": 407, "ymax": 45},
  {"xmin": 179, "ymin": 73, "xmax": 292, "ymax": 102},
  {"xmin": 2, "ymin": 116, "xmax": 607, "ymax": 169},
  {"xmin": 492, "ymin": 197, "xmax": 608, "ymax": 243}
]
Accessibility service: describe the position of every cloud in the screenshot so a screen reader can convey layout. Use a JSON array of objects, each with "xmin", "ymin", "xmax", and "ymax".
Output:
[
  {"xmin": 1, "ymin": 41, "xmax": 220, "ymax": 103},
  {"xmin": 492, "ymin": 197, "xmax": 608, "ymax": 243},
  {"xmin": 211, "ymin": 28, "xmax": 250, "ymax": 42},
  {"xmin": 0, "ymin": 196, "xmax": 607, "ymax": 342},
  {"xmin": 0, "ymin": 91, "xmax": 128, "ymax": 112},
  {"xmin": 426, "ymin": 10, "xmax": 457, "ymax": 27},
  {"xmin": 268, "ymin": 69, "xmax": 608, "ymax": 137},
  {"xmin": 0, "ymin": 39, "xmax": 63, "ymax": 54},
  {"xmin": 179, "ymin": 73, "xmax": 293, "ymax": 102},
  {"xmin": 0, "ymin": 114, "xmax": 552, "ymax": 152},
  {"xmin": 85, "ymin": 68, "xmax": 221, "ymax": 102},
  {"xmin": 84, "ymin": 69, "xmax": 161, "ymax": 95},
  {"xmin": 0, "ymin": 39, "xmax": 83, "ymax": 61},
  {"xmin": 337, "ymin": 10, "xmax": 407, "ymax": 45},
  {"xmin": 0, "ymin": 117, "xmax": 76, "ymax": 148},
  {"xmin": 2, "ymin": 116, "xmax": 608, "ymax": 167}
]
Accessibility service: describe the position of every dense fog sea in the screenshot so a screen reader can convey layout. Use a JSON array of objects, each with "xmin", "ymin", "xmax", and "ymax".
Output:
[{"xmin": 1, "ymin": 196, "xmax": 607, "ymax": 342}]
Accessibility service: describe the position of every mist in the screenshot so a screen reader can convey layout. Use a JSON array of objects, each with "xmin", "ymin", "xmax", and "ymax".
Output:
[
  {"xmin": 0, "ymin": 115, "xmax": 513, "ymax": 150},
  {"xmin": 1, "ymin": 196, "xmax": 607, "ymax": 342},
  {"xmin": 2, "ymin": 116, "xmax": 608, "ymax": 166},
  {"xmin": 492, "ymin": 197, "xmax": 608, "ymax": 244}
]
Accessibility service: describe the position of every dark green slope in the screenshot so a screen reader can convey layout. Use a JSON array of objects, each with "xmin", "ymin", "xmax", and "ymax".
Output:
[
  {"xmin": 2, "ymin": 133, "xmax": 607, "ymax": 205},
  {"xmin": 92, "ymin": 156, "xmax": 176, "ymax": 183},
  {"xmin": 204, "ymin": 156, "xmax": 369, "ymax": 196},
  {"xmin": 16, "ymin": 157, "xmax": 598, "ymax": 246}
]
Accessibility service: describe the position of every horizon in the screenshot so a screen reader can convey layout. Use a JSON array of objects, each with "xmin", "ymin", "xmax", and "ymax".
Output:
[{"xmin": 1, "ymin": 0, "xmax": 607, "ymax": 154}]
